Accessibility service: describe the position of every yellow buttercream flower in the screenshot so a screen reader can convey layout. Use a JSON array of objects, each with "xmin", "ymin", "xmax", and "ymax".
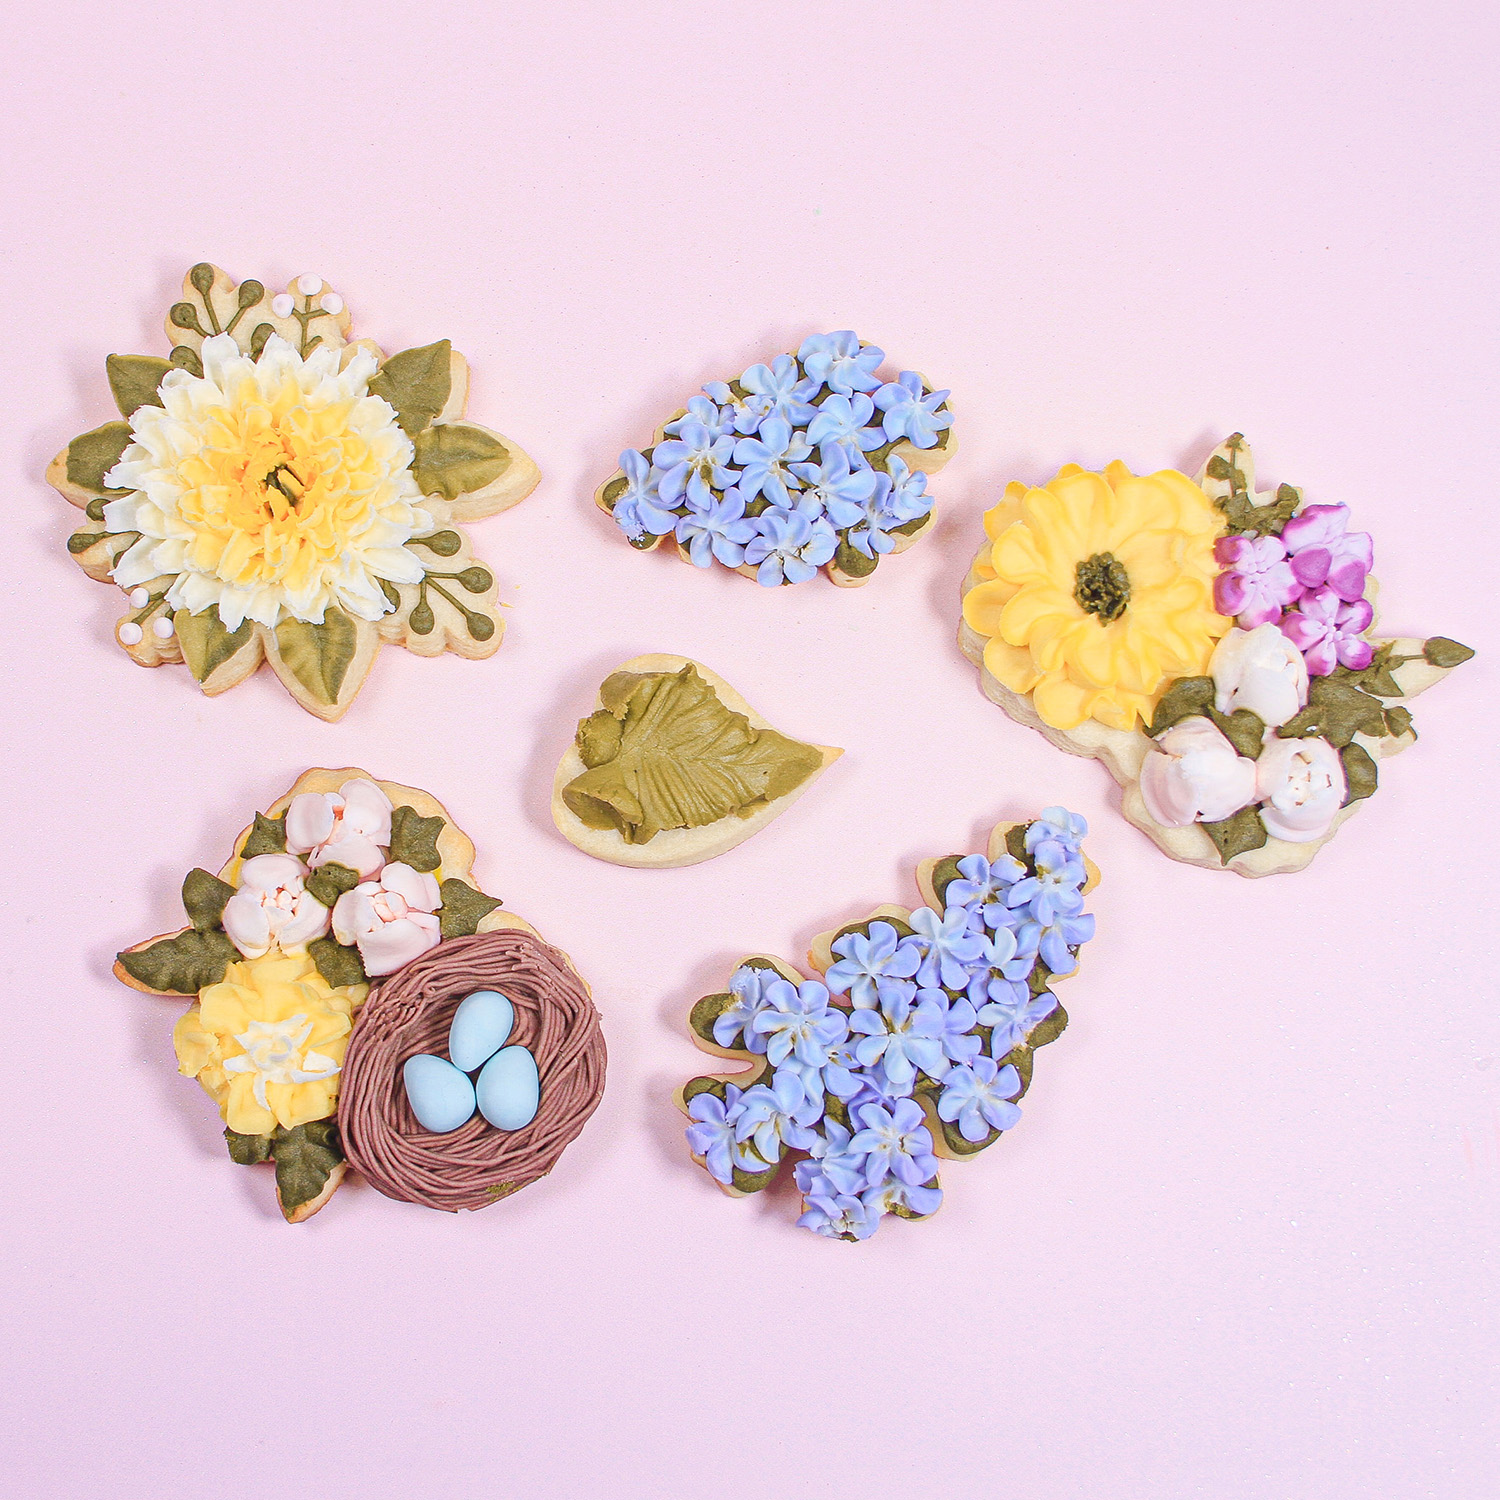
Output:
[
  {"xmin": 103, "ymin": 333, "xmax": 431, "ymax": 630},
  {"xmin": 173, "ymin": 953, "xmax": 359, "ymax": 1136},
  {"xmin": 963, "ymin": 462, "xmax": 1228, "ymax": 731}
]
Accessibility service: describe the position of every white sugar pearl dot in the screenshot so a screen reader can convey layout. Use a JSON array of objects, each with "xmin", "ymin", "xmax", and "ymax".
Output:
[
  {"xmin": 128, "ymin": 587, "xmax": 149, "ymax": 608},
  {"xmin": 297, "ymin": 273, "xmax": 323, "ymax": 296},
  {"xmin": 152, "ymin": 616, "xmax": 175, "ymax": 639},
  {"xmin": 118, "ymin": 623, "xmax": 143, "ymax": 646},
  {"xmin": 271, "ymin": 293, "xmax": 294, "ymax": 318},
  {"xmin": 319, "ymin": 292, "xmax": 344, "ymax": 315}
]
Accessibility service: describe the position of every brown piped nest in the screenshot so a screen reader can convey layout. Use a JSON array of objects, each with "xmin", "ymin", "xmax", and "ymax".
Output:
[{"xmin": 338, "ymin": 929, "xmax": 606, "ymax": 1211}]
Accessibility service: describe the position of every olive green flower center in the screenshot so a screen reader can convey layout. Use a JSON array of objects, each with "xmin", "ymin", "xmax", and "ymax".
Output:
[{"xmin": 1074, "ymin": 552, "xmax": 1131, "ymax": 624}]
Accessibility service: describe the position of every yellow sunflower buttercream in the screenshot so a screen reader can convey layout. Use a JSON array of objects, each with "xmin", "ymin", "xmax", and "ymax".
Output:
[
  {"xmin": 963, "ymin": 462, "xmax": 1228, "ymax": 731},
  {"xmin": 173, "ymin": 953, "xmax": 361, "ymax": 1136}
]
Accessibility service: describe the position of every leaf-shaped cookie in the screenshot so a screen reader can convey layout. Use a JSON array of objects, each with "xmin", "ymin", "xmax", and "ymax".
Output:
[{"xmin": 552, "ymin": 655, "xmax": 841, "ymax": 868}]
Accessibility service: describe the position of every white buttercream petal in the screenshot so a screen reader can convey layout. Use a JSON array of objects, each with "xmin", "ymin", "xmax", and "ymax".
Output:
[{"xmin": 285, "ymin": 791, "xmax": 336, "ymax": 855}]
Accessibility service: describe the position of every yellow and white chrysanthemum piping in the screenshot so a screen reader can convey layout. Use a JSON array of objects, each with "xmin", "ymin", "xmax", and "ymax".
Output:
[
  {"xmin": 963, "ymin": 462, "xmax": 1228, "ymax": 732},
  {"xmin": 103, "ymin": 333, "xmax": 431, "ymax": 631}
]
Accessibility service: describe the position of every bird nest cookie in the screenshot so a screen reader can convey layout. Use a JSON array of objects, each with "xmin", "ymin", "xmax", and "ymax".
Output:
[
  {"xmin": 115, "ymin": 768, "xmax": 603, "ymax": 1221},
  {"xmin": 49, "ymin": 264, "xmax": 540, "ymax": 721},
  {"xmin": 552, "ymin": 654, "xmax": 841, "ymax": 867},
  {"xmin": 676, "ymin": 809, "xmax": 1098, "ymax": 1241},
  {"xmin": 596, "ymin": 331, "xmax": 953, "ymax": 587},
  {"xmin": 959, "ymin": 435, "xmax": 1473, "ymax": 875}
]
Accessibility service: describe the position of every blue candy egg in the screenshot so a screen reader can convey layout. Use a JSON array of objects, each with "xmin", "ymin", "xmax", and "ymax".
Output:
[
  {"xmin": 476, "ymin": 1045, "xmax": 540, "ymax": 1131},
  {"xmin": 403, "ymin": 1054, "xmax": 477, "ymax": 1133},
  {"xmin": 448, "ymin": 989, "xmax": 515, "ymax": 1072}
]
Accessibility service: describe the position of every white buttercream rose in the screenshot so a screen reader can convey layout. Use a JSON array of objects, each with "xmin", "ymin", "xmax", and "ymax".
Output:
[
  {"xmin": 221, "ymin": 853, "xmax": 331, "ymax": 959},
  {"xmin": 1255, "ymin": 736, "xmax": 1346, "ymax": 842},
  {"xmin": 331, "ymin": 862, "xmax": 442, "ymax": 977},
  {"xmin": 1211, "ymin": 624, "xmax": 1309, "ymax": 728},
  {"xmin": 285, "ymin": 777, "xmax": 393, "ymax": 877},
  {"xmin": 1139, "ymin": 716, "xmax": 1258, "ymax": 827}
]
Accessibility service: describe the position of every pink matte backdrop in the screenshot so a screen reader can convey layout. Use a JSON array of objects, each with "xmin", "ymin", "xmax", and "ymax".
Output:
[{"xmin": 1, "ymin": 3, "xmax": 1494, "ymax": 1496}]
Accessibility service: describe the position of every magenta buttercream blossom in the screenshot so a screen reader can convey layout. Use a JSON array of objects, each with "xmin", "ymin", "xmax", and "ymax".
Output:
[
  {"xmin": 1213, "ymin": 534, "xmax": 1302, "ymax": 627},
  {"xmin": 1280, "ymin": 504, "xmax": 1372, "ymax": 602},
  {"xmin": 1280, "ymin": 587, "xmax": 1375, "ymax": 675}
]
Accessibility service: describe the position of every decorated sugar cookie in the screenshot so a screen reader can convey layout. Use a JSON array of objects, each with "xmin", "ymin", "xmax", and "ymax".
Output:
[
  {"xmin": 597, "ymin": 331, "xmax": 953, "ymax": 587},
  {"xmin": 116, "ymin": 769, "xmax": 604, "ymax": 1220},
  {"xmin": 50, "ymin": 265, "xmax": 540, "ymax": 721},
  {"xmin": 553, "ymin": 654, "xmax": 841, "ymax": 868},
  {"xmin": 959, "ymin": 436, "xmax": 1473, "ymax": 875},
  {"xmin": 676, "ymin": 809, "xmax": 1097, "ymax": 1241}
]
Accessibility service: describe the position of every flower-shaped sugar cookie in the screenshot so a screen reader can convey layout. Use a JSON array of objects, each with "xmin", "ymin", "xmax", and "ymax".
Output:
[
  {"xmin": 960, "ymin": 436, "xmax": 1473, "ymax": 875},
  {"xmin": 50, "ymin": 265, "xmax": 540, "ymax": 720}
]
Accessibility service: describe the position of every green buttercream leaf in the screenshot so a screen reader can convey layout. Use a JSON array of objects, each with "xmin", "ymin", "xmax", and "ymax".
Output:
[
  {"xmin": 940, "ymin": 1117, "xmax": 998, "ymax": 1157},
  {"xmin": 303, "ymin": 862, "xmax": 360, "ymax": 908},
  {"xmin": 411, "ymin": 422, "xmax": 511, "ymax": 501},
  {"xmin": 575, "ymin": 709, "xmax": 623, "ymax": 768},
  {"xmin": 240, "ymin": 812, "xmax": 287, "ymax": 858},
  {"xmin": 174, "ymin": 607, "xmax": 254, "ymax": 683},
  {"xmin": 1277, "ymin": 670, "xmax": 1388, "ymax": 749},
  {"xmin": 1423, "ymin": 636, "xmax": 1475, "ymax": 669},
  {"xmin": 561, "ymin": 664, "xmax": 824, "ymax": 844},
  {"xmin": 927, "ymin": 855, "xmax": 965, "ymax": 909},
  {"xmin": 388, "ymin": 805, "xmax": 445, "ymax": 872},
  {"xmin": 833, "ymin": 538, "xmax": 879, "ymax": 578},
  {"xmin": 1147, "ymin": 676, "xmax": 1215, "ymax": 738},
  {"xmin": 1383, "ymin": 704, "xmax": 1414, "ymax": 739},
  {"xmin": 681, "ymin": 1075, "xmax": 724, "ymax": 1107},
  {"xmin": 368, "ymin": 340, "xmax": 452, "ymax": 438},
  {"xmin": 67, "ymin": 528, "xmax": 107, "ymax": 553},
  {"xmin": 118, "ymin": 928, "xmax": 237, "ymax": 994},
  {"xmin": 308, "ymin": 936, "xmax": 366, "ymax": 988},
  {"xmin": 181, "ymin": 867, "xmax": 234, "ymax": 930},
  {"xmin": 1208, "ymin": 706, "xmax": 1266, "ymax": 759},
  {"xmin": 1027, "ymin": 1001, "xmax": 1069, "ymax": 1052},
  {"xmin": 1340, "ymin": 742, "xmax": 1378, "ymax": 805},
  {"xmin": 689, "ymin": 993, "xmax": 734, "ymax": 1045},
  {"xmin": 601, "ymin": 475, "xmax": 628, "ymax": 509},
  {"xmin": 66, "ymin": 420, "xmax": 133, "ymax": 493},
  {"xmin": 274, "ymin": 609, "xmax": 357, "ymax": 705},
  {"xmin": 106, "ymin": 354, "xmax": 171, "ymax": 417},
  {"xmin": 1200, "ymin": 805, "xmax": 1268, "ymax": 864},
  {"xmin": 437, "ymin": 879, "xmax": 502, "ymax": 939},
  {"xmin": 270, "ymin": 1119, "xmax": 343, "ymax": 1213},
  {"xmin": 730, "ymin": 1160, "xmax": 779, "ymax": 1195},
  {"xmin": 1006, "ymin": 822, "xmax": 1031, "ymax": 863},
  {"xmin": 224, "ymin": 1128, "xmax": 273, "ymax": 1165}
]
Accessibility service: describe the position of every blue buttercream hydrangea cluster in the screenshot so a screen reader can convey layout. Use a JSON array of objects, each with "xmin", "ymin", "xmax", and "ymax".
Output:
[
  {"xmin": 603, "ymin": 331, "xmax": 951, "ymax": 586},
  {"xmin": 681, "ymin": 808, "xmax": 1095, "ymax": 1241}
]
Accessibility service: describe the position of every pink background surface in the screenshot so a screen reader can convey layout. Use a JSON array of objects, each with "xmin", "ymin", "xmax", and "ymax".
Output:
[{"xmin": 2, "ymin": 4, "xmax": 1495, "ymax": 1496}]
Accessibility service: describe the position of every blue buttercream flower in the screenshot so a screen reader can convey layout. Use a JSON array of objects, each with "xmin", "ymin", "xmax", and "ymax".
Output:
[
  {"xmin": 1006, "ymin": 838, "xmax": 1088, "ymax": 926},
  {"xmin": 881, "ymin": 453, "xmax": 935, "ymax": 524},
  {"xmin": 652, "ymin": 419, "xmax": 737, "ymax": 508},
  {"xmin": 675, "ymin": 486, "xmax": 758, "ymax": 568},
  {"xmin": 797, "ymin": 331, "xmax": 885, "ymax": 396},
  {"xmin": 738, "ymin": 353, "xmax": 820, "ymax": 427},
  {"xmin": 711, "ymin": 963, "xmax": 780, "ymax": 1053},
  {"xmin": 980, "ymin": 984, "xmax": 1060, "ymax": 1058},
  {"xmin": 664, "ymin": 393, "xmax": 735, "ymax": 441},
  {"xmin": 797, "ymin": 1182, "xmax": 882, "ymax": 1240},
  {"xmin": 848, "ymin": 1098, "xmax": 940, "ymax": 1188},
  {"xmin": 842, "ymin": 476, "xmax": 903, "ymax": 560},
  {"xmin": 916, "ymin": 986, "xmax": 983, "ymax": 1066},
  {"xmin": 751, "ymin": 979, "xmax": 849, "ymax": 1072},
  {"xmin": 825, "ymin": 920, "xmax": 922, "ymax": 1009},
  {"xmin": 938, "ymin": 1057, "xmax": 1022, "ymax": 1143},
  {"xmin": 944, "ymin": 852, "xmax": 1027, "ymax": 918},
  {"xmin": 734, "ymin": 1066, "xmax": 823, "ymax": 1169},
  {"xmin": 862, "ymin": 1176, "xmax": 943, "ymax": 1219},
  {"xmin": 743, "ymin": 500, "xmax": 838, "ymax": 586},
  {"xmin": 1026, "ymin": 806, "xmax": 1089, "ymax": 854},
  {"xmin": 820, "ymin": 1035, "xmax": 868, "ymax": 1101},
  {"xmin": 611, "ymin": 449, "xmax": 680, "ymax": 540},
  {"xmin": 732, "ymin": 416, "xmax": 812, "ymax": 506},
  {"xmin": 792, "ymin": 1118, "xmax": 868, "ymax": 1199},
  {"xmin": 788, "ymin": 444, "xmax": 878, "ymax": 529},
  {"xmin": 805, "ymin": 393, "xmax": 886, "ymax": 455},
  {"xmin": 873, "ymin": 371, "xmax": 953, "ymax": 449},
  {"xmin": 963, "ymin": 926, "xmax": 1038, "ymax": 1011},
  {"xmin": 1023, "ymin": 909, "xmax": 1096, "ymax": 977},
  {"xmin": 846, "ymin": 1055, "xmax": 916, "ymax": 1109},
  {"xmin": 703, "ymin": 379, "xmax": 774, "ymax": 436},
  {"xmin": 847, "ymin": 985, "xmax": 954, "ymax": 1088},
  {"xmin": 684, "ymin": 1083, "xmax": 760, "ymax": 1184},
  {"xmin": 900, "ymin": 905, "xmax": 986, "ymax": 990}
]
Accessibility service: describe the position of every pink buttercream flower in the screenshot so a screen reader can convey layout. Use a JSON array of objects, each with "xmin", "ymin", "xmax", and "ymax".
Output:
[
  {"xmin": 1255, "ymin": 736, "xmax": 1346, "ymax": 842},
  {"xmin": 221, "ymin": 853, "xmax": 330, "ymax": 959},
  {"xmin": 1213, "ymin": 534, "xmax": 1302, "ymax": 628},
  {"xmin": 1280, "ymin": 504, "xmax": 1372, "ymax": 602},
  {"xmin": 1280, "ymin": 587, "xmax": 1375, "ymax": 676},
  {"xmin": 1138, "ymin": 716, "xmax": 1259, "ymax": 828},
  {"xmin": 331, "ymin": 861, "xmax": 442, "ymax": 977},
  {"xmin": 285, "ymin": 777, "xmax": 393, "ymax": 877}
]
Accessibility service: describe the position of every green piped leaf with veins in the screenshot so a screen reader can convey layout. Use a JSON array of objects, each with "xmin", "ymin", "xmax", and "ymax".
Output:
[
  {"xmin": 368, "ymin": 341, "xmax": 452, "ymax": 437},
  {"xmin": 106, "ymin": 355, "xmax": 172, "ymax": 418},
  {"xmin": 118, "ymin": 928, "xmax": 238, "ymax": 994},
  {"xmin": 437, "ymin": 879, "xmax": 502, "ymax": 939},
  {"xmin": 562, "ymin": 665, "xmax": 824, "ymax": 844},
  {"xmin": 309, "ymin": 937, "xmax": 366, "ymax": 988},
  {"xmin": 274, "ymin": 609, "xmax": 358, "ymax": 705},
  {"xmin": 66, "ymin": 421, "xmax": 133, "ymax": 493},
  {"xmin": 174, "ymin": 607, "xmax": 255, "ymax": 683},
  {"xmin": 271, "ymin": 1119, "xmax": 344, "ymax": 1214},
  {"xmin": 1200, "ymin": 805, "xmax": 1268, "ymax": 865},
  {"xmin": 388, "ymin": 805, "xmax": 445, "ymax": 872},
  {"xmin": 181, "ymin": 867, "xmax": 235, "ymax": 931},
  {"xmin": 412, "ymin": 422, "xmax": 511, "ymax": 500},
  {"xmin": 240, "ymin": 812, "xmax": 287, "ymax": 858}
]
